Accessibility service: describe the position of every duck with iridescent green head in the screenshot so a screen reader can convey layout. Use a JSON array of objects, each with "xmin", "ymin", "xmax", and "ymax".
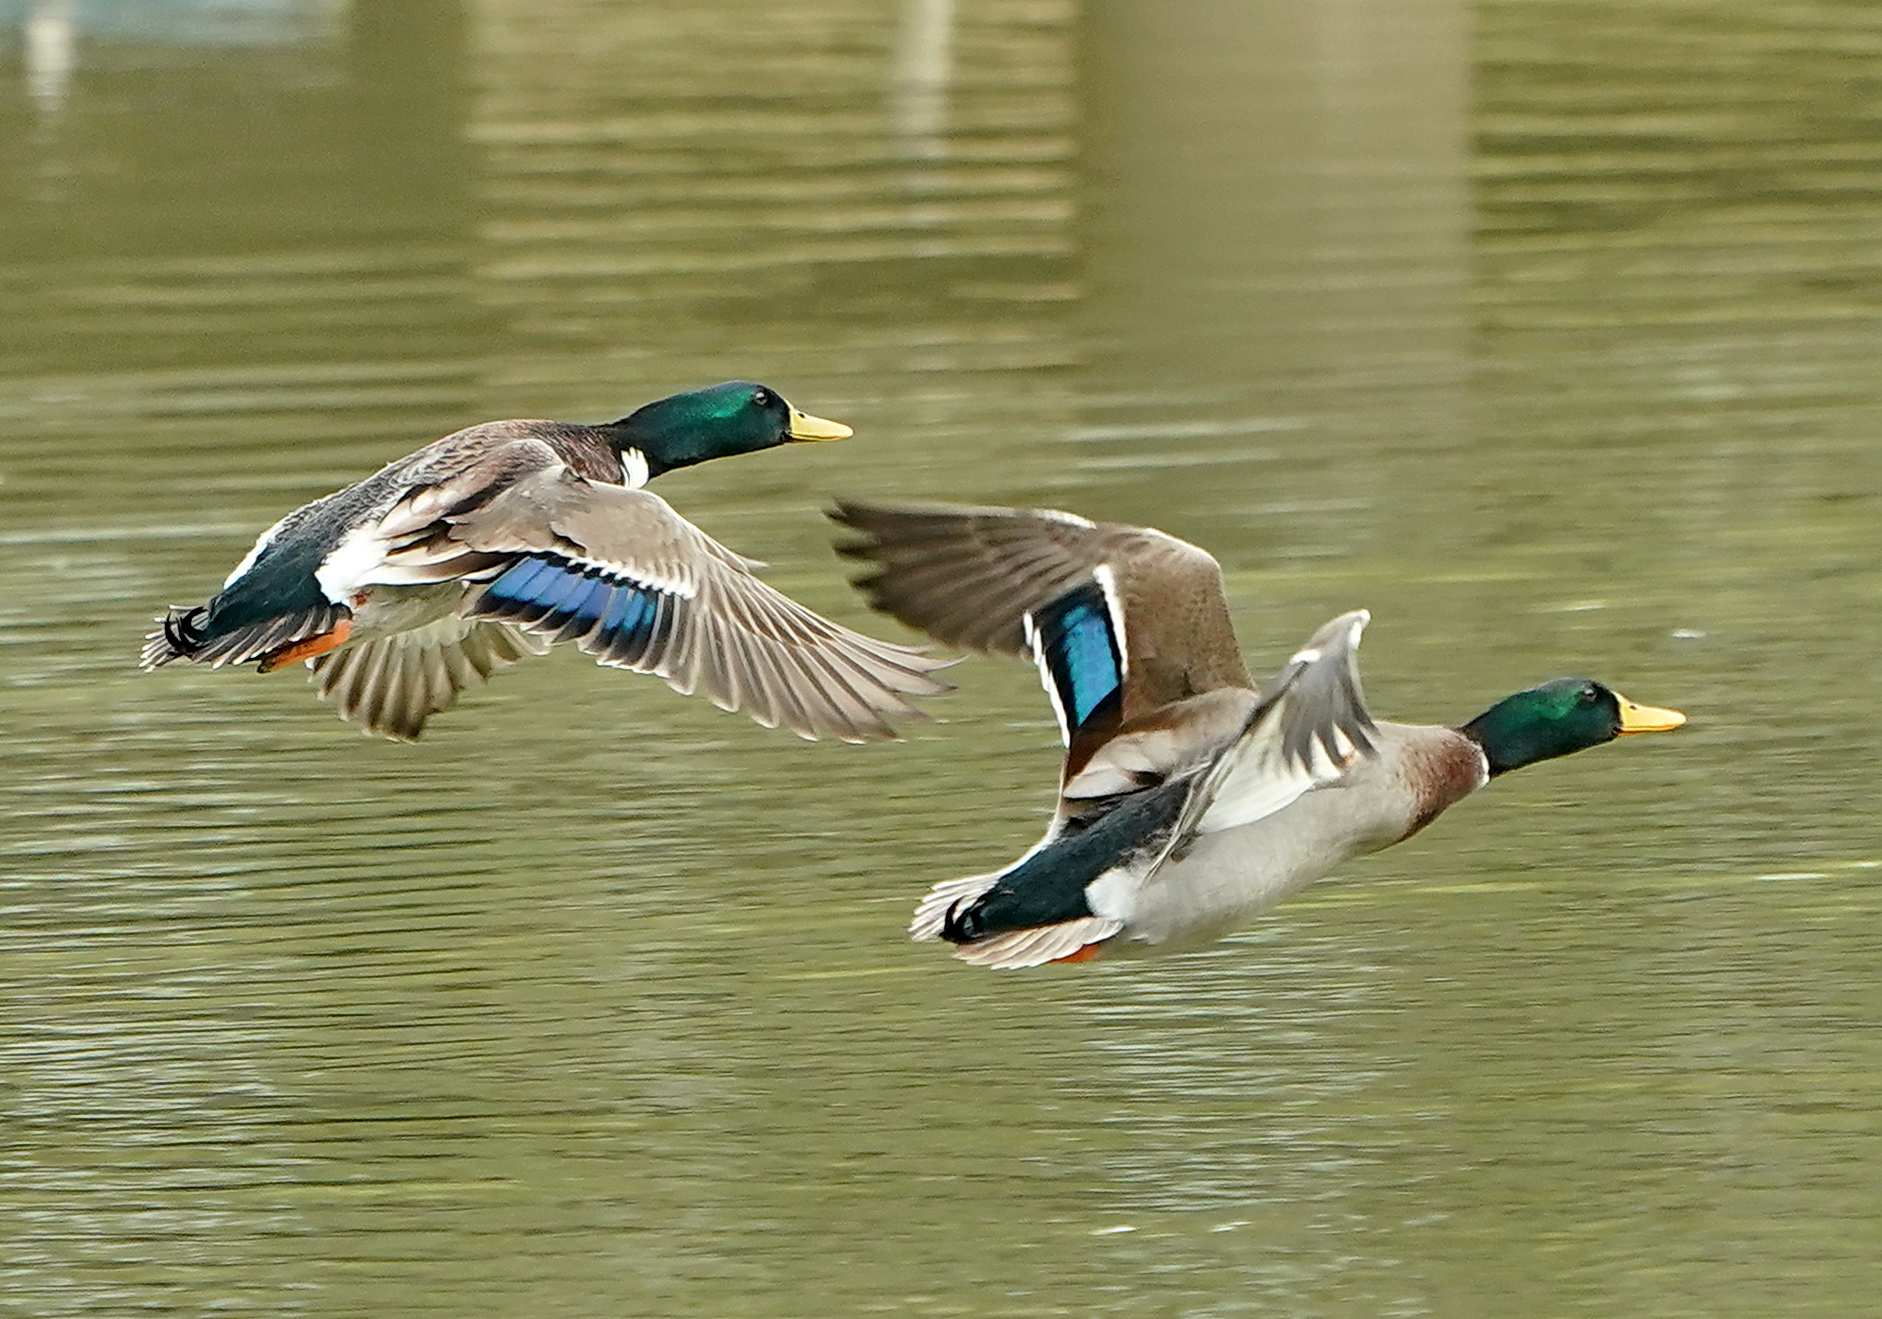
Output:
[
  {"xmin": 831, "ymin": 500, "xmax": 1685, "ymax": 968},
  {"xmin": 141, "ymin": 383, "xmax": 948, "ymax": 741}
]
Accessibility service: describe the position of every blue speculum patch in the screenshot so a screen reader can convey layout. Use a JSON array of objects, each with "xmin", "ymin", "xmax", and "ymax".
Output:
[
  {"xmin": 1034, "ymin": 581, "xmax": 1122, "ymax": 730},
  {"xmin": 483, "ymin": 556, "xmax": 670, "ymax": 655},
  {"xmin": 489, "ymin": 557, "xmax": 551, "ymax": 598},
  {"xmin": 599, "ymin": 586, "xmax": 655, "ymax": 639}
]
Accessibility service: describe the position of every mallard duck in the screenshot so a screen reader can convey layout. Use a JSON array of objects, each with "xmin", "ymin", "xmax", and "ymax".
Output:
[
  {"xmin": 140, "ymin": 383, "xmax": 949, "ymax": 742},
  {"xmin": 830, "ymin": 500, "xmax": 1685, "ymax": 968}
]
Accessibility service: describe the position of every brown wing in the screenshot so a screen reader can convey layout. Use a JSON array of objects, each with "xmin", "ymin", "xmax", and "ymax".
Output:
[
  {"xmin": 420, "ymin": 470, "xmax": 948, "ymax": 742},
  {"xmin": 829, "ymin": 499, "xmax": 1252, "ymax": 717}
]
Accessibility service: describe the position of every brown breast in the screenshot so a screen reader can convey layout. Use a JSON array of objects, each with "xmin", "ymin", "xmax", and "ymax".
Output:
[{"xmin": 1395, "ymin": 728, "xmax": 1490, "ymax": 842}]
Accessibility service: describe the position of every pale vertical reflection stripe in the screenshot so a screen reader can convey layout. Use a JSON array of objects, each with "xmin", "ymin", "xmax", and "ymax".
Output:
[
  {"xmin": 468, "ymin": 0, "xmax": 1077, "ymax": 402},
  {"xmin": 24, "ymin": 0, "xmax": 76, "ymax": 117},
  {"xmin": 893, "ymin": 0, "xmax": 956, "ymax": 154}
]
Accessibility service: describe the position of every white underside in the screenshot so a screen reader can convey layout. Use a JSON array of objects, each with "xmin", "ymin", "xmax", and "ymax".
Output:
[
  {"xmin": 342, "ymin": 581, "xmax": 466, "ymax": 640},
  {"xmin": 1089, "ymin": 731, "xmax": 1479, "ymax": 952},
  {"xmin": 1084, "ymin": 790, "xmax": 1390, "ymax": 952}
]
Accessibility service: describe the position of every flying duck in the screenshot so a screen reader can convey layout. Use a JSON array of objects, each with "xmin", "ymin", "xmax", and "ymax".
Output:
[
  {"xmin": 830, "ymin": 500, "xmax": 1685, "ymax": 967},
  {"xmin": 140, "ymin": 383, "xmax": 948, "ymax": 741}
]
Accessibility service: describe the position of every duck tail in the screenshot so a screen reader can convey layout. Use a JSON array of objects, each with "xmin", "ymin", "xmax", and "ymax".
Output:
[
  {"xmin": 949, "ymin": 917, "xmax": 1123, "ymax": 969},
  {"xmin": 910, "ymin": 871, "xmax": 1004, "ymax": 942},
  {"xmin": 138, "ymin": 598, "xmax": 350, "ymax": 672},
  {"xmin": 910, "ymin": 868, "xmax": 1124, "ymax": 969}
]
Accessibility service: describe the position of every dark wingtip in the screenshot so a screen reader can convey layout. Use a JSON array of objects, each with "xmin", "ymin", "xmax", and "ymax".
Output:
[
  {"xmin": 825, "ymin": 499, "xmax": 877, "ymax": 556},
  {"xmin": 824, "ymin": 502, "xmax": 898, "ymax": 614}
]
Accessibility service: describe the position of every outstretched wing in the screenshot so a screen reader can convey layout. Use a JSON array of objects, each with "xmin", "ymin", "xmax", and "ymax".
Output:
[
  {"xmin": 830, "ymin": 500, "xmax": 1251, "ymax": 714},
  {"xmin": 308, "ymin": 616, "xmax": 550, "ymax": 742},
  {"xmin": 431, "ymin": 470, "xmax": 949, "ymax": 742},
  {"xmin": 832, "ymin": 500, "xmax": 1126, "ymax": 656},
  {"xmin": 1170, "ymin": 610, "xmax": 1378, "ymax": 845}
]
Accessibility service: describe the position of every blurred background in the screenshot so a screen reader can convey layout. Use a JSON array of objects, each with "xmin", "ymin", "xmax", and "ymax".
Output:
[{"xmin": 1, "ymin": 1, "xmax": 1878, "ymax": 1315}]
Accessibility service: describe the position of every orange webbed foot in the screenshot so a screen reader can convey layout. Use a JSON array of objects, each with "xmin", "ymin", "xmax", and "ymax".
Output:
[{"xmin": 258, "ymin": 618, "xmax": 354, "ymax": 673}]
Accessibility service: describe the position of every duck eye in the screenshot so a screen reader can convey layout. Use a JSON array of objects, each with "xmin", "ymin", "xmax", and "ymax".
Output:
[
  {"xmin": 751, "ymin": 389, "xmax": 770, "ymax": 407},
  {"xmin": 1578, "ymin": 684, "xmax": 1600, "ymax": 705}
]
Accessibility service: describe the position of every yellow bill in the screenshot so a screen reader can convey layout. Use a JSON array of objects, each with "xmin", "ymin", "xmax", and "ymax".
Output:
[
  {"xmin": 1616, "ymin": 694, "xmax": 1686, "ymax": 734},
  {"xmin": 786, "ymin": 407, "xmax": 853, "ymax": 441}
]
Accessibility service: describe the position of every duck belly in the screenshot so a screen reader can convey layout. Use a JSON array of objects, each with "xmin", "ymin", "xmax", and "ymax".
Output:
[
  {"xmin": 343, "ymin": 582, "xmax": 467, "ymax": 644},
  {"xmin": 1096, "ymin": 786, "xmax": 1412, "ymax": 952}
]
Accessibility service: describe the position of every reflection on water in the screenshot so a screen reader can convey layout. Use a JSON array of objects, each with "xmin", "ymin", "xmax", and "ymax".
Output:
[
  {"xmin": 2, "ymin": 1, "xmax": 1879, "ymax": 1315},
  {"xmin": 22, "ymin": 0, "xmax": 73, "ymax": 115},
  {"xmin": 891, "ymin": 0, "xmax": 956, "ymax": 155}
]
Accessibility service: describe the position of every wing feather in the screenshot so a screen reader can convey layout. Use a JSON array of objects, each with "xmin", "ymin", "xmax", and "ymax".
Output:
[
  {"xmin": 831, "ymin": 499, "xmax": 1251, "ymax": 713},
  {"xmin": 1173, "ymin": 610, "xmax": 1378, "ymax": 843},
  {"xmin": 308, "ymin": 616, "xmax": 548, "ymax": 742},
  {"xmin": 444, "ymin": 472, "xmax": 949, "ymax": 742}
]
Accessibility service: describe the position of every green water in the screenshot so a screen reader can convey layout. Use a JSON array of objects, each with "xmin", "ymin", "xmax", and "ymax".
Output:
[{"xmin": 2, "ymin": 1, "xmax": 1878, "ymax": 1315}]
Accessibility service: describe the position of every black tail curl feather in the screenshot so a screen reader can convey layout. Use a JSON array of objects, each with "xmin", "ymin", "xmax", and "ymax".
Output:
[
  {"xmin": 939, "ymin": 776, "xmax": 1190, "ymax": 943},
  {"xmin": 139, "ymin": 605, "xmax": 210, "ymax": 668},
  {"xmin": 163, "ymin": 606, "xmax": 208, "ymax": 656}
]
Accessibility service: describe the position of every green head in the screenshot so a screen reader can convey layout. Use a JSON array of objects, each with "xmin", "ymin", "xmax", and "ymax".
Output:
[
  {"xmin": 607, "ymin": 381, "xmax": 852, "ymax": 478},
  {"xmin": 1460, "ymin": 677, "xmax": 1685, "ymax": 777}
]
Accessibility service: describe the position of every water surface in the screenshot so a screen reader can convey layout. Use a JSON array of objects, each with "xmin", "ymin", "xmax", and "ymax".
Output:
[{"xmin": 2, "ymin": 2, "xmax": 1878, "ymax": 1315}]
